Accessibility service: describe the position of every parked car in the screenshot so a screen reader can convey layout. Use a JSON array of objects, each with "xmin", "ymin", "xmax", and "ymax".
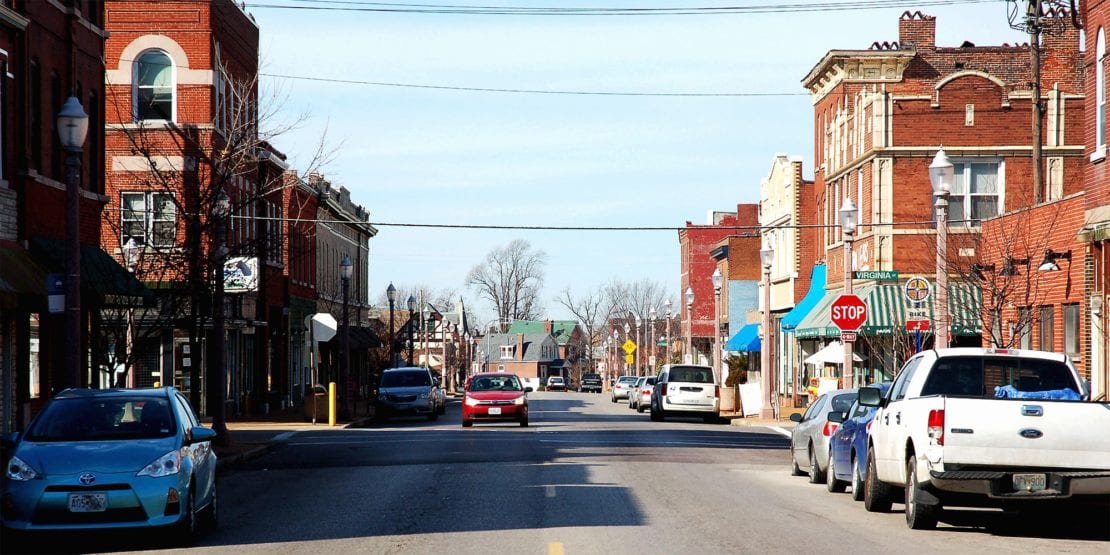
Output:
[
  {"xmin": 462, "ymin": 372, "xmax": 531, "ymax": 427},
  {"xmin": 580, "ymin": 373, "xmax": 603, "ymax": 393},
  {"xmin": 611, "ymin": 375, "xmax": 640, "ymax": 402},
  {"xmin": 827, "ymin": 382, "xmax": 892, "ymax": 499},
  {"xmin": 375, "ymin": 367, "xmax": 440, "ymax": 421},
  {"xmin": 546, "ymin": 376, "xmax": 567, "ymax": 392},
  {"xmin": 649, "ymin": 364, "xmax": 720, "ymax": 423},
  {"xmin": 788, "ymin": 388, "xmax": 857, "ymax": 484},
  {"xmin": 0, "ymin": 387, "xmax": 218, "ymax": 544},
  {"xmin": 630, "ymin": 376, "xmax": 656, "ymax": 413}
]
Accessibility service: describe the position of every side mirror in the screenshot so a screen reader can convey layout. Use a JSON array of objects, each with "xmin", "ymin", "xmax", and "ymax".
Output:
[
  {"xmin": 188, "ymin": 426, "xmax": 218, "ymax": 444},
  {"xmin": 858, "ymin": 386, "xmax": 883, "ymax": 407},
  {"xmin": 827, "ymin": 411, "xmax": 845, "ymax": 424},
  {"xmin": 789, "ymin": 413, "xmax": 803, "ymax": 423},
  {"xmin": 525, "ymin": 387, "xmax": 534, "ymax": 393}
]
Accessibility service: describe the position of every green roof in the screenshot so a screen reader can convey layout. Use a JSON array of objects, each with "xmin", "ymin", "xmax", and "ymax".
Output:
[{"xmin": 506, "ymin": 320, "xmax": 579, "ymax": 345}]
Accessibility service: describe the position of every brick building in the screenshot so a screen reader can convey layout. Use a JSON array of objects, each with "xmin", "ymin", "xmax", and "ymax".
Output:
[
  {"xmin": 797, "ymin": 10, "xmax": 1084, "ymax": 388},
  {"xmin": 679, "ymin": 210, "xmax": 739, "ymax": 367},
  {"xmin": 1082, "ymin": 0, "xmax": 1110, "ymax": 399}
]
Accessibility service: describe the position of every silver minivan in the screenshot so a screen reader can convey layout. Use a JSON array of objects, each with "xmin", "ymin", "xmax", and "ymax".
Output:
[
  {"xmin": 375, "ymin": 367, "xmax": 440, "ymax": 421},
  {"xmin": 650, "ymin": 364, "xmax": 719, "ymax": 422}
]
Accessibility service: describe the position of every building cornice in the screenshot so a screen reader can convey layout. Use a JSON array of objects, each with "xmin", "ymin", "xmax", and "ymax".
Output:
[
  {"xmin": 0, "ymin": 6, "xmax": 30, "ymax": 29},
  {"xmin": 802, "ymin": 49, "xmax": 916, "ymax": 103}
]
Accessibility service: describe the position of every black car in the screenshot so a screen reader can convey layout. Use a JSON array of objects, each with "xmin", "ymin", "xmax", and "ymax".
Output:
[{"xmin": 580, "ymin": 373, "xmax": 603, "ymax": 393}]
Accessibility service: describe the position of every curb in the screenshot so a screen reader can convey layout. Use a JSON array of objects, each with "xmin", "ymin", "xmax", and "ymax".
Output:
[{"xmin": 215, "ymin": 444, "xmax": 275, "ymax": 472}]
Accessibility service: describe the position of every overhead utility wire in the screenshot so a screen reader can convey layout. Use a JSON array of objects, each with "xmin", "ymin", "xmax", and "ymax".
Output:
[{"xmin": 245, "ymin": 0, "xmax": 992, "ymax": 16}]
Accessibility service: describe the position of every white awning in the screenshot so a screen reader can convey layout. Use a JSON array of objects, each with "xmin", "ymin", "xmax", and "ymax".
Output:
[{"xmin": 803, "ymin": 341, "xmax": 863, "ymax": 366}]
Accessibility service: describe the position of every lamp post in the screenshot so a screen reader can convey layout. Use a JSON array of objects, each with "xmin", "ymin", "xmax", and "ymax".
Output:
[
  {"xmin": 611, "ymin": 329, "xmax": 618, "ymax": 386},
  {"xmin": 760, "ymin": 246, "xmax": 776, "ymax": 419},
  {"xmin": 623, "ymin": 321, "xmax": 631, "ymax": 375},
  {"xmin": 422, "ymin": 306, "xmax": 431, "ymax": 369},
  {"xmin": 121, "ymin": 238, "xmax": 139, "ymax": 388},
  {"xmin": 406, "ymin": 295, "xmax": 416, "ymax": 365},
  {"xmin": 648, "ymin": 306, "xmax": 657, "ymax": 373},
  {"xmin": 929, "ymin": 148, "xmax": 954, "ymax": 351},
  {"xmin": 664, "ymin": 299, "xmax": 673, "ymax": 365},
  {"xmin": 442, "ymin": 320, "xmax": 452, "ymax": 391},
  {"xmin": 58, "ymin": 96, "xmax": 88, "ymax": 391},
  {"xmin": 386, "ymin": 283, "xmax": 397, "ymax": 367},
  {"xmin": 633, "ymin": 313, "xmax": 641, "ymax": 376},
  {"xmin": 339, "ymin": 255, "xmax": 352, "ymax": 419},
  {"xmin": 209, "ymin": 190, "xmax": 231, "ymax": 443},
  {"xmin": 684, "ymin": 287, "xmax": 694, "ymax": 364},
  {"xmin": 839, "ymin": 197, "xmax": 859, "ymax": 388},
  {"xmin": 712, "ymin": 268, "xmax": 723, "ymax": 385}
]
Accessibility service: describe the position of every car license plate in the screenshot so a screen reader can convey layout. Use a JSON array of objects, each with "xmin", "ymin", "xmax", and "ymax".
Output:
[
  {"xmin": 1013, "ymin": 473, "xmax": 1046, "ymax": 492},
  {"xmin": 68, "ymin": 493, "xmax": 107, "ymax": 513},
  {"xmin": 488, "ymin": 407, "xmax": 501, "ymax": 415}
]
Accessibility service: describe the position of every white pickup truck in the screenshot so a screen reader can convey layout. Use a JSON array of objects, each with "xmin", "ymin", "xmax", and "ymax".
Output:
[{"xmin": 857, "ymin": 347, "xmax": 1110, "ymax": 529}]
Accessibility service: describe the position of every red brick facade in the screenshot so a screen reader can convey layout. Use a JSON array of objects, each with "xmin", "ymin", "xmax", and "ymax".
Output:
[{"xmin": 1082, "ymin": 0, "xmax": 1110, "ymax": 398}]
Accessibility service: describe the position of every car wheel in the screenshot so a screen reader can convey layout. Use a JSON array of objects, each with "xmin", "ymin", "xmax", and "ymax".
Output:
[
  {"xmin": 462, "ymin": 419, "xmax": 473, "ymax": 427},
  {"xmin": 827, "ymin": 453, "xmax": 847, "ymax": 493},
  {"xmin": 438, "ymin": 401, "xmax": 447, "ymax": 415},
  {"xmin": 863, "ymin": 446, "xmax": 894, "ymax": 513},
  {"xmin": 650, "ymin": 400, "xmax": 663, "ymax": 421},
  {"xmin": 611, "ymin": 395, "xmax": 616, "ymax": 403},
  {"xmin": 808, "ymin": 445, "xmax": 825, "ymax": 484},
  {"xmin": 520, "ymin": 417, "xmax": 529, "ymax": 427},
  {"xmin": 906, "ymin": 456, "xmax": 940, "ymax": 529},
  {"xmin": 790, "ymin": 445, "xmax": 806, "ymax": 476},
  {"xmin": 637, "ymin": 402, "xmax": 645, "ymax": 413},
  {"xmin": 174, "ymin": 486, "xmax": 199, "ymax": 545},
  {"xmin": 850, "ymin": 453, "xmax": 865, "ymax": 501},
  {"xmin": 428, "ymin": 409, "xmax": 439, "ymax": 421}
]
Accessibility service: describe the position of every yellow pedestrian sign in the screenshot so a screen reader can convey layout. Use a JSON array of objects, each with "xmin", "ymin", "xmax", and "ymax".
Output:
[
  {"xmin": 625, "ymin": 354, "xmax": 634, "ymax": 364},
  {"xmin": 622, "ymin": 339, "xmax": 637, "ymax": 354}
]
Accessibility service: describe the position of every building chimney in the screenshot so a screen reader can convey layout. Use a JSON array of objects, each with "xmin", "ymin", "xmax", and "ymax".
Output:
[
  {"xmin": 544, "ymin": 320, "xmax": 553, "ymax": 334},
  {"xmin": 516, "ymin": 333, "xmax": 524, "ymax": 361},
  {"xmin": 898, "ymin": 10, "xmax": 935, "ymax": 50}
]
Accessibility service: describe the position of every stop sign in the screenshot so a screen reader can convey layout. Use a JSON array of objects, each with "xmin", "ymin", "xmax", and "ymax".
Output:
[{"xmin": 831, "ymin": 294, "xmax": 867, "ymax": 332}]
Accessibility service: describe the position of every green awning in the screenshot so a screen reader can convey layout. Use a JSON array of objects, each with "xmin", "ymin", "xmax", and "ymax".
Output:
[
  {"xmin": 793, "ymin": 282, "xmax": 982, "ymax": 339},
  {"xmin": 29, "ymin": 236, "xmax": 149, "ymax": 308}
]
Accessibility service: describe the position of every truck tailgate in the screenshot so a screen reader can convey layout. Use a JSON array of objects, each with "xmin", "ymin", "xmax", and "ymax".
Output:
[{"xmin": 940, "ymin": 399, "xmax": 1110, "ymax": 470}]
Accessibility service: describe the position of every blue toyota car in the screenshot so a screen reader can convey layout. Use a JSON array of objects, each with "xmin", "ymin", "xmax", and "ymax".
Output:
[
  {"xmin": 1, "ymin": 387, "xmax": 217, "ymax": 544},
  {"xmin": 825, "ymin": 382, "xmax": 892, "ymax": 499}
]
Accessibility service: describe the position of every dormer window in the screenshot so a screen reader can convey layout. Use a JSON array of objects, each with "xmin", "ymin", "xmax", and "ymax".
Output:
[{"xmin": 500, "ymin": 346, "xmax": 513, "ymax": 359}]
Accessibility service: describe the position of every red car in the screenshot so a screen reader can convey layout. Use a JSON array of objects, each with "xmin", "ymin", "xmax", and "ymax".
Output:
[{"xmin": 462, "ymin": 372, "xmax": 531, "ymax": 427}]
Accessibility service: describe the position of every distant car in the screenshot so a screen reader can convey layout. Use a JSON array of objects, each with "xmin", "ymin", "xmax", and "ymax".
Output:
[
  {"xmin": 611, "ymin": 375, "xmax": 640, "ymax": 402},
  {"xmin": 630, "ymin": 376, "xmax": 656, "ymax": 412},
  {"xmin": 546, "ymin": 376, "xmax": 567, "ymax": 392},
  {"xmin": 462, "ymin": 372, "xmax": 530, "ymax": 427},
  {"xmin": 650, "ymin": 364, "xmax": 719, "ymax": 423},
  {"xmin": 827, "ymin": 383, "xmax": 892, "ymax": 499},
  {"xmin": 375, "ymin": 367, "xmax": 440, "ymax": 421},
  {"xmin": 580, "ymin": 373, "xmax": 603, "ymax": 393},
  {"xmin": 789, "ymin": 388, "xmax": 857, "ymax": 484},
  {"xmin": 0, "ymin": 387, "xmax": 218, "ymax": 543}
]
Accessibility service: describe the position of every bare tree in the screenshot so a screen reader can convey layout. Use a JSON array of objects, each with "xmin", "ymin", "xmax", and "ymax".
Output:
[
  {"xmin": 466, "ymin": 239, "xmax": 547, "ymax": 330},
  {"xmin": 603, "ymin": 278, "xmax": 673, "ymax": 373},
  {"xmin": 554, "ymin": 286, "xmax": 609, "ymax": 375}
]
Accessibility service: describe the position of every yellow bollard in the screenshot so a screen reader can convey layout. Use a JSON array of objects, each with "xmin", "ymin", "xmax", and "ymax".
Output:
[{"xmin": 328, "ymin": 382, "xmax": 337, "ymax": 426}]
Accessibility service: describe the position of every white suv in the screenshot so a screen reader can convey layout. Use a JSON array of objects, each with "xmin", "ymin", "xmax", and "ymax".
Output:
[{"xmin": 650, "ymin": 364, "xmax": 719, "ymax": 423}]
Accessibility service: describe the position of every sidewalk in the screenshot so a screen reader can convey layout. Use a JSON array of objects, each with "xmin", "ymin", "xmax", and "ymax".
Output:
[{"xmin": 208, "ymin": 403, "xmax": 374, "ymax": 471}]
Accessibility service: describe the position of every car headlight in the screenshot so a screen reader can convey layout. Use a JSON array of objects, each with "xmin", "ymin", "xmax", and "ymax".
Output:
[
  {"xmin": 6, "ymin": 455, "xmax": 38, "ymax": 481},
  {"xmin": 513, "ymin": 396, "xmax": 525, "ymax": 406},
  {"xmin": 418, "ymin": 393, "xmax": 428, "ymax": 399},
  {"xmin": 137, "ymin": 449, "xmax": 183, "ymax": 478},
  {"xmin": 464, "ymin": 396, "xmax": 480, "ymax": 407}
]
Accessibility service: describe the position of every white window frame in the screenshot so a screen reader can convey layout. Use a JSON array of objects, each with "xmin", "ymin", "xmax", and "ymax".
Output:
[
  {"xmin": 122, "ymin": 191, "xmax": 176, "ymax": 247},
  {"xmin": 945, "ymin": 159, "xmax": 1003, "ymax": 227},
  {"xmin": 1097, "ymin": 28, "xmax": 1107, "ymax": 161},
  {"xmin": 500, "ymin": 345, "xmax": 513, "ymax": 359},
  {"xmin": 1063, "ymin": 304, "xmax": 1080, "ymax": 354},
  {"xmin": 133, "ymin": 49, "xmax": 176, "ymax": 122}
]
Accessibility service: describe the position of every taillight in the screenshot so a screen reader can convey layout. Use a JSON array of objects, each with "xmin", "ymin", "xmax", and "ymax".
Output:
[
  {"xmin": 823, "ymin": 421, "xmax": 839, "ymax": 436},
  {"xmin": 927, "ymin": 409, "xmax": 945, "ymax": 445}
]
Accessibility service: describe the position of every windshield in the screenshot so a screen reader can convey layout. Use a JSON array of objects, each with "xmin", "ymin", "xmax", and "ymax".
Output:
[
  {"xmin": 25, "ymin": 396, "xmax": 176, "ymax": 442},
  {"xmin": 470, "ymin": 375, "xmax": 523, "ymax": 392},
  {"xmin": 380, "ymin": 371, "xmax": 431, "ymax": 388},
  {"xmin": 617, "ymin": 377, "xmax": 639, "ymax": 385}
]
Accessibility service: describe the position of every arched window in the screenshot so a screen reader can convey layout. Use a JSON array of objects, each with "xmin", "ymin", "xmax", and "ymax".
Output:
[
  {"xmin": 1098, "ymin": 28, "xmax": 1106, "ymax": 150},
  {"xmin": 134, "ymin": 50, "xmax": 174, "ymax": 121}
]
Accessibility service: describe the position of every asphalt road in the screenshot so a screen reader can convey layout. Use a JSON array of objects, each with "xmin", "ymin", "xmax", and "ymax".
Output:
[{"xmin": 50, "ymin": 392, "xmax": 1110, "ymax": 554}]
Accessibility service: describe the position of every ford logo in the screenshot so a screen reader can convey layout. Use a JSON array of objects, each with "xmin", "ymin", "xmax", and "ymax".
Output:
[
  {"xmin": 1019, "ymin": 428, "xmax": 1044, "ymax": 439},
  {"xmin": 79, "ymin": 473, "xmax": 96, "ymax": 485}
]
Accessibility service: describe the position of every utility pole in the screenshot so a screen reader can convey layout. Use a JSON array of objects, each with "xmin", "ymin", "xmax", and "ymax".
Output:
[{"xmin": 1028, "ymin": 0, "xmax": 1044, "ymax": 203}]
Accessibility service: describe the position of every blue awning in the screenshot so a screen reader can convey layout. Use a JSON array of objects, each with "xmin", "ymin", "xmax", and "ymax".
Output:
[
  {"xmin": 781, "ymin": 264, "xmax": 827, "ymax": 332},
  {"xmin": 725, "ymin": 322, "xmax": 761, "ymax": 352}
]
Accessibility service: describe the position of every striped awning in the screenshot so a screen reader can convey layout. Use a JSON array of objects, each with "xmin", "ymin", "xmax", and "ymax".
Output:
[{"xmin": 793, "ymin": 282, "xmax": 982, "ymax": 339}]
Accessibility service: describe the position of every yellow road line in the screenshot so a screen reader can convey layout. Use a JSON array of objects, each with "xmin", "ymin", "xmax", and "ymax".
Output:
[{"xmin": 548, "ymin": 542, "xmax": 565, "ymax": 555}]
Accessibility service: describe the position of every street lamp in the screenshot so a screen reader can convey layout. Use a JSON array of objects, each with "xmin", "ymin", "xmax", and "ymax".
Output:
[
  {"xmin": 664, "ymin": 299, "xmax": 673, "ymax": 365},
  {"xmin": 422, "ymin": 306, "xmax": 431, "ymax": 369},
  {"xmin": 208, "ymin": 190, "xmax": 231, "ymax": 443},
  {"xmin": 121, "ymin": 238, "xmax": 139, "ymax": 388},
  {"xmin": 406, "ymin": 295, "xmax": 416, "ymax": 365},
  {"xmin": 684, "ymin": 287, "xmax": 694, "ymax": 364},
  {"xmin": 648, "ymin": 306, "xmax": 657, "ymax": 373},
  {"xmin": 839, "ymin": 196, "xmax": 859, "ymax": 388},
  {"xmin": 633, "ymin": 313, "xmax": 641, "ymax": 376},
  {"xmin": 623, "ymin": 321, "xmax": 631, "ymax": 375},
  {"xmin": 58, "ymin": 96, "xmax": 88, "ymax": 391},
  {"xmin": 929, "ymin": 148, "xmax": 954, "ymax": 351},
  {"xmin": 711, "ymin": 268, "xmax": 723, "ymax": 385},
  {"xmin": 339, "ymin": 255, "xmax": 353, "ymax": 419},
  {"xmin": 386, "ymin": 283, "xmax": 397, "ymax": 367},
  {"xmin": 760, "ymin": 246, "xmax": 776, "ymax": 419}
]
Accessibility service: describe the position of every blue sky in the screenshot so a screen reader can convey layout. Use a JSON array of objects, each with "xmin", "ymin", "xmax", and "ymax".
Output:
[{"xmin": 247, "ymin": 1, "xmax": 1032, "ymax": 320}]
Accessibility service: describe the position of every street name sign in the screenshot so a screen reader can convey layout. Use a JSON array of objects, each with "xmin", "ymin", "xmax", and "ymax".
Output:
[
  {"xmin": 840, "ymin": 331, "xmax": 858, "ymax": 342},
  {"xmin": 854, "ymin": 270, "xmax": 899, "ymax": 281},
  {"xmin": 831, "ymin": 294, "xmax": 867, "ymax": 332}
]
